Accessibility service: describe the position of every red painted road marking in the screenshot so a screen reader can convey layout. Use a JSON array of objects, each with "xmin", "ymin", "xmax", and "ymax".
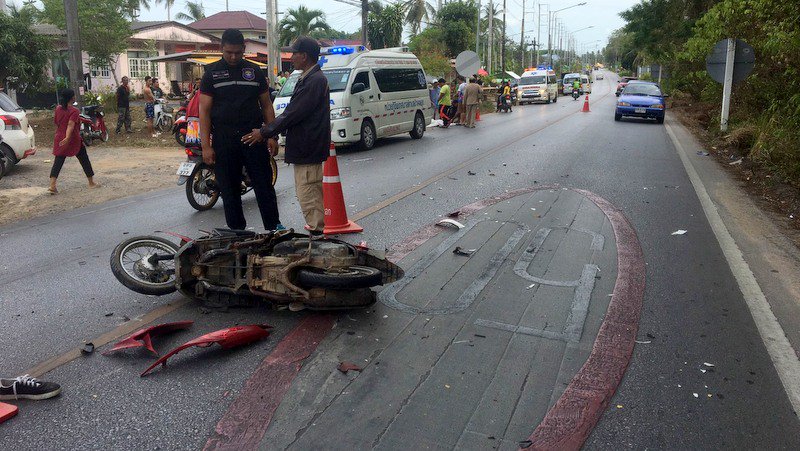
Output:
[
  {"xmin": 204, "ymin": 187, "xmax": 644, "ymax": 450},
  {"xmin": 203, "ymin": 315, "xmax": 335, "ymax": 451},
  {"xmin": 523, "ymin": 189, "xmax": 645, "ymax": 450}
]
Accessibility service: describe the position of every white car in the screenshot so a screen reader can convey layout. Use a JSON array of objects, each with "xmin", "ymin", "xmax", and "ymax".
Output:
[{"xmin": 0, "ymin": 92, "xmax": 36, "ymax": 174}]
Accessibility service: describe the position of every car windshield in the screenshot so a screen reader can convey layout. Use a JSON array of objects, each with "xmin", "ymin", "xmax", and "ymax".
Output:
[
  {"xmin": 0, "ymin": 92, "xmax": 23, "ymax": 112},
  {"xmin": 564, "ymin": 77, "xmax": 579, "ymax": 84},
  {"xmin": 277, "ymin": 73, "xmax": 300, "ymax": 97},
  {"xmin": 520, "ymin": 76, "xmax": 546, "ymax": 85},
  {"xmin": 323, "ymin": 69, "xmax": 351, "ymax": 93},
  {"xmin": 623, "ymin": 84, "xmax": 662, "ymax": 97}
]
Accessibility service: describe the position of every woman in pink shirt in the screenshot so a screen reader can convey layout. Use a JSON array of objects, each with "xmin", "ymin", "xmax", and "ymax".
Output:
[{"xmin": 49, "ymin": 88, "xmax": 99, "ymax": 194}]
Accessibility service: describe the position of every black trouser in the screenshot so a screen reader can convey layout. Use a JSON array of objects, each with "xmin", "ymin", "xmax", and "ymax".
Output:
[
  {"xmin": 213, "ymin": 127, "xmax": 280, "ymax": 230},
  {"xmin": 50, "ymin": 145, "xmax": 95, "ymax": 178}
]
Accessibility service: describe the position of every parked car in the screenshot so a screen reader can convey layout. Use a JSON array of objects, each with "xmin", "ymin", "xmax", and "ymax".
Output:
[
  {"xmin": 615, "ymin": 76, "xmax": 638, "ymax": 96},
  {"xmin": 615, "ymin": 81, "xmax": 667, "ymax": 124},
  {"xmin": 0, "ymin": 92, "xmax": 36, "ymax": 175}
]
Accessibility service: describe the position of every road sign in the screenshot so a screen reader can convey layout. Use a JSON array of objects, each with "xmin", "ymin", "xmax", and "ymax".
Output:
[
  {"xmin": 706, "ymin": 39, "xmax": 755, "ymax": 84},
  {"xmin": 455, "ymin": 50, "xmax": 481, "ymax": 77}
]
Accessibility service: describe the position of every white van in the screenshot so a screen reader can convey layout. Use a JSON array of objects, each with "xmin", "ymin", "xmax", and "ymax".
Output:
[
  {"xmin": 516, "ymin": 69, "xmax": 559, "ymax": 104},
  {"xmin": 562, "ymin": 73, "xmax": 582, "ymax": 95},
  {"xmin": 273, "ymin": 46, "xmax": 432, "ymax": 150},
  {"xmin": 581, "ymin": 74, "xmax": 592, "ymax": 94}
]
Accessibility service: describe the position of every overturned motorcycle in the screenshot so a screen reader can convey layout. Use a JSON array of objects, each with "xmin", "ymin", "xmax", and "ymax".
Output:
[{"xmin": 110, "ymin": 228, "xmax": 403, "ymax": 310}]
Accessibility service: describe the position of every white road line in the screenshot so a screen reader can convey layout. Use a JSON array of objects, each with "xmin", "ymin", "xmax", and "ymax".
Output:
[{"xmin": 666, "ymin": 121, "xmax": 800, "ymax": 414}]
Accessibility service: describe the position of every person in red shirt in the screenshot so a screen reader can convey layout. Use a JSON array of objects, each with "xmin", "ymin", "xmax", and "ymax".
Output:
[{"xmin": 49, "ymin": 88, "xmax": 99, "ymax": 194}]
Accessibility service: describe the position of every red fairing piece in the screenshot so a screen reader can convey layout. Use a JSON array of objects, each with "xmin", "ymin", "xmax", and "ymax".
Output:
[
  {"xmin": 140, "ymin": 325, "xmax": 272, "ymax": 377},
  {"xmin": 103, "ymin": 321, "xmax": 194, "ymax": 356}
]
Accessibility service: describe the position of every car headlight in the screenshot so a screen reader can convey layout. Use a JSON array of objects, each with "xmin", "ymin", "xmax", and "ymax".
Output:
[
  {"xmin": 618, "ymin": 101, "xmax": 631, "ymax": 106},
  {"xmin": 330, "ymin": 107, "xmax": 351, "ymax": 120},
  {"xmin": 651, "ymin": 104, "xmax": 664, "ymax": 109},
  {"xmin": 539, "ymin": 89, "xmax": 546, "ymax": 95}
]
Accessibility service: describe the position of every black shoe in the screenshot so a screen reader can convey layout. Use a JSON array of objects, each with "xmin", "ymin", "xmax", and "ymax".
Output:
[
  {"xmin": 0, "ymin": 375, "xmax": 62, "ymax": 400},
  {"xmin": 309, "ymin": 230, "xmax": 324, "ymax": 237}
]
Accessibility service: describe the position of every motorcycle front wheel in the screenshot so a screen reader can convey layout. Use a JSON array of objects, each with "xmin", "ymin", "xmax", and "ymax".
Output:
[
  {"xmin": 110, "ymin": 236, "xmax": 179, "ymax": 295},
  {"xmin": 174, "ymin": 128, "xmax": 186, "ymax": 146},
  {"xmin": 186, "ymin": 163, "xmax": 220, "ymax": 211}
]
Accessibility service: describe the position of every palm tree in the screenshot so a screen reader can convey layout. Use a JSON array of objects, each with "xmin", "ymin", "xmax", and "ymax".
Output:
[
  {"xmin": 403, "ymin": 0, "xmax": 436, "ymax": 35},
  {"xmin": 158, "ymin": 0, "xmax": 176, "ymax": 21},
  {"xmin": 278, "ymin": 6, "xmax": 331, "ymax": 45},
  {"xmin": 175, "ymin": 1, "xmax": 206, "ymax": 22}
]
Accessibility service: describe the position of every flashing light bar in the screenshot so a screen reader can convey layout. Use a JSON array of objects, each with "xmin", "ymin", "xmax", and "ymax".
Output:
[
  {"xmin": 537, "ymin": 65, "xmax": 554, "ymax": 71},
  {"xmin": 328, "ymin": 46, "xmax": 355, "ymax": 55}
]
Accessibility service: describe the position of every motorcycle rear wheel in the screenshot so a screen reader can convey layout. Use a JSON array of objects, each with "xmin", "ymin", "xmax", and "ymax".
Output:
[
  {"xmin": 175, "ymin": 128, "xmax": 186, "ymax": 147},
  {"xmin": 187, "ymin": 163, "xmax": 220, "ymax": 211},
  {"xmin": 296, "ymin": 265, "xmax": 383, "ymax": 290},
  {"xmin": 110, "ymin": 236, "xmax": 179, "ymax": 295}
]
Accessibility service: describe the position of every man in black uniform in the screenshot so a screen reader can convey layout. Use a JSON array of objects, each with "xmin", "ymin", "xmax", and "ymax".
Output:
[{"xmin": 198, "ymin": 29, "xmax": 281, "ymax": 230}]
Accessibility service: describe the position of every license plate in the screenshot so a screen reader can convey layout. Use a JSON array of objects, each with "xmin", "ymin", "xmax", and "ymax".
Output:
[
  {"xmin": 176, "ymin": 162, "xmax": 196, "ymax": 176},
  {"xmin": 635, "ymin": 108, "xmax": 646, "ymax": 114}
]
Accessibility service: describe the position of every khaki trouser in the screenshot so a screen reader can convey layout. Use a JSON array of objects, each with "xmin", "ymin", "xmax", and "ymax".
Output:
[
  {"xmin": 293, "ymin": 163, "xmax": 325, "ymax": 232},
  {"xmin": 465, "ymin": 104, "xmax": 478, "ymax": 127}
]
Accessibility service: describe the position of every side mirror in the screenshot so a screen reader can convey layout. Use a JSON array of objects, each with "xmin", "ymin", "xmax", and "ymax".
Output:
[
  {"xmin": 662, "ymin": 93, "xmax": 670, "ymax": 98},
  {"xmin": 270, "ymin": 90, "xmax": 277, "ymax": 101},
  {"xmin": 351, "ymin": 82, "xmax": 366, "ymax": 94}
]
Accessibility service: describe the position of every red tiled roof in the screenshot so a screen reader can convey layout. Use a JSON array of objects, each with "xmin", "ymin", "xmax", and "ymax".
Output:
[{"xmin": 189, "ymin": 11, "xmax": 267, "ymax": 31}]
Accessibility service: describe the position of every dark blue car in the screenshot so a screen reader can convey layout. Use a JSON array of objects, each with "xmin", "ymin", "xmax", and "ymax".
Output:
[{"xmin": 614, "ymin": 81, "xmax": 666, "ymax": 124}]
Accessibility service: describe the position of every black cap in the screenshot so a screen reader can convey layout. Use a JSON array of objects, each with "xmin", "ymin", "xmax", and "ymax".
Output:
[{"xmin": 281, "ymin": 36, "xmax": 320, "ymax": 59}]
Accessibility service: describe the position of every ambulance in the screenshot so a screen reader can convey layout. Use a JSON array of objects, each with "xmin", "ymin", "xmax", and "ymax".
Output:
[
  {"xmin": 273, "ymin": 45, "xmax": 432, "ymax": 150},
  {"xmin": 515, "ymin": 67, "xmax": 559, "ymax": 104}
]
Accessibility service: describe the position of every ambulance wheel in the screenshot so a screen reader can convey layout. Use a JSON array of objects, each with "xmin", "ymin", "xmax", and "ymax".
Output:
[
  {"xmin": 359, "ymin": 119, "xmax": 376, "ymax": 151},
  {"xmin": 410, "ymin": 112, "xmax": 425, "ymax": 139}
]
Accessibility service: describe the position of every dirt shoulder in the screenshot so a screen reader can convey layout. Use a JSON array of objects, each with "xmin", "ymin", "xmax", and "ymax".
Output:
[
  {"xmin": 670, "ymin": 94, "xmax": 800, "ymax": 247},
  {"xmin": 0, "ymin": 145, "xmax": 182, "ymax": 226}
]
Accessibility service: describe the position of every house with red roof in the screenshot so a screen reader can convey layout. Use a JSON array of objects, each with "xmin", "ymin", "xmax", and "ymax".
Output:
[{"xmin": 189, "ymin": 11, "xmax": 268, "ymax": 42}]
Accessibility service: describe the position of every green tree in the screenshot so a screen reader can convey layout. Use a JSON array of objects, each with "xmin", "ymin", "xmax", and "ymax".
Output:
[
  {"xmin": 435, "ymin": 0, "xmax": 477, "ymax": 57},
  {"xmin": 39, "ymin": 0, "xmax": 133, "ymax": 84},
  {"xmin": 368, "ymin": 3, "xmax": 404, "ymax": 49},
  {"xmin": 175, "ymin": 1, "xmax": 205, "ymax": 22},
  {"xmin": 403, "ymin": 0, "xmax": 436, "ymax": 36},
  {"xmin": 0, "ymin": 11, "xmax": 52, "ymax": 90},
  {"xmin": 279, "ymin": 6, "xmax": 331, "ymax": 45},
  {"xmin": 408, "ymin": 27, "xmax": 450, "ymax": 77}
]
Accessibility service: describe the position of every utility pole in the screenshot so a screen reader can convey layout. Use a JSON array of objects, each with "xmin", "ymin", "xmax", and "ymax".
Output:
[
  {"xmin": 64, "ymin": 0, "xmax": 84, "ymax": 105},
  {"xmin": 361, "ymin": 0, "xmax": 368, "ymax": 46},
  {"xmin": 519, "ymin": 0, "xmax": 525, "ymax": 71},
  {"xmin": 265, "ymin": 0, "xmax": 279, "ymax": 85},
  {"xmin": 487, "ymin": 1, "xmax": 493, "ymax": 74},
  {"xmin": 536, "ymin": 3, "xmax": 542, "ymax": 67},
  {"xmin": 501, "ymin": 0, "xmax": 506, "ymax": 76},
  {"xmin": 476, "ymin": 0, "xmax": 481, "ymax": 55}
]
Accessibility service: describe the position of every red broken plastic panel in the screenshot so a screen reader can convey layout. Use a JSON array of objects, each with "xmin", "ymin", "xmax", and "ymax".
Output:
[
  {"xmin": 140, "ymin": 324, "xmax": 272, "ymax": 377},
  {"xmin": 103, "ymin": 321, "xmax": 194, "ymax": 356},
  {"xmin": 0, "ymin": 402, "xmax": 18, "ymax": 424}
]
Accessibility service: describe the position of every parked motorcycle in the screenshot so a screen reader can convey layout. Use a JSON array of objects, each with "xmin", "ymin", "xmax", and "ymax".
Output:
[
  {"xmin": 79, "ymin": 104, "xmax": 108, "ymax": 146},
  {"xmin": 172, "ymin": 114, "xmax": 187, "ymax": 146},
  {"xmin": 176, "ymin": 145, "xmax": 278, "ymax": 211},
  {"xmin": 109, "ymin": 228, "xmax": 404, "ymax": 310},
  {"xmin": 154, "ymin": 98, "xmax": 174, "ymax": 132}
]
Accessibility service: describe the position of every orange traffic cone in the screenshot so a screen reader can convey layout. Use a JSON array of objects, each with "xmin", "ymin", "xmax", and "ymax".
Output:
[
  {"xmin": 476, "ymin": 108, "xmax": 481, "ymax": 121},
  {"xmin": 581, "ymin": 94, "xmax": 591, "ymax": 112},
  {"xmin": 321, "ymin": 143, "xmax": 363, "ymax": 235}
]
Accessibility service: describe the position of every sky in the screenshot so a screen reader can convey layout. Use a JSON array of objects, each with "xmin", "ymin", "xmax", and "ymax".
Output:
[{"xmin": 14, "ymin": 0, "xmax": 642, "ymax": 52}]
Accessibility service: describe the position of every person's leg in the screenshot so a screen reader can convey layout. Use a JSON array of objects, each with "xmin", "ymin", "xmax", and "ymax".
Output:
[
  {"xmin": 293, "ymin": 163, "xmax": 325, "ymax": 232},
  {"xmin": 145, "ymin": 103, "xmax": 155, "ymax": 136},
  {"xmin": 49, "ymin": 156, "xmax": 66, "ymax": 193},
  {"xmin": 466, "ymin": 105, "xmax": 475, "ymax": 127},
  {"xmin": 241, "ymin": 142, "xmax": 281, "ymax": 230},
  {"xmin": 116, "ymin": 107, "xmax": 125, "ymax": 133},
  {"xmin": 75, "ymin": 145, "xmax": 99, "ymax": 187},
  {"xmin": 124, "ymin": 107, "xmax": 132, "ymax": 132},
  {"xmin": 213, "ymin": 132, "xmax": 247, "ymax": 230}
]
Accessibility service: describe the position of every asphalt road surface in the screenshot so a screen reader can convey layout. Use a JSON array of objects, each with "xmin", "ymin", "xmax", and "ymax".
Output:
[{"xmin": 1, "ymin": 73, "xmax": 799, "ymax": 450}]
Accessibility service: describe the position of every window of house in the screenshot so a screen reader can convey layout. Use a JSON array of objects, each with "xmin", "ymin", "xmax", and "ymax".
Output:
[
  {"xmin": 127, "ymin": 51, "xmax": 159, "ymax": 79},
  {"xmin": 372, "ymin": 68, "xmax": 426, "ymax": 93},
  {"xmin": 258, "ymin": 35, "xmax": 266, "ymax": 40},
  {"xmin": 91, "ymin": 65, "xmax": 110, "ymax": 78}
]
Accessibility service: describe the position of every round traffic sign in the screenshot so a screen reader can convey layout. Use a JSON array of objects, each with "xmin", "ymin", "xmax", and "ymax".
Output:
[
  {"xmin": 706, "ymin": 39, "xmax": 755, "ymax": 84},
  {"xmin": 455, "ymin": 51, "xmax": 481, "ymax": 77}
]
